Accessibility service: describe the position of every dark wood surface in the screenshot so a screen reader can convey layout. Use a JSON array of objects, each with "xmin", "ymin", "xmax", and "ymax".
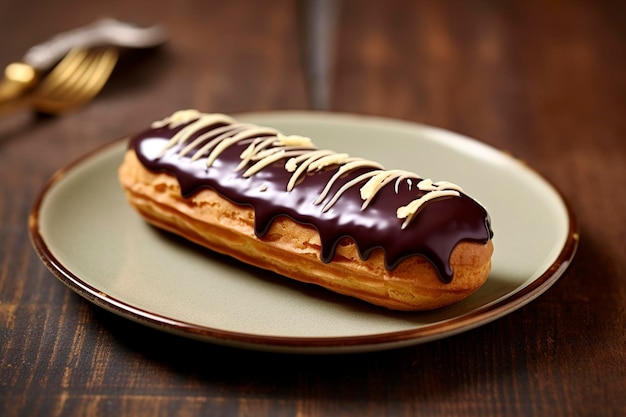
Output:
[{"xmin": 1, "ymin": 0, "xmax": 624, "ymax": 416}]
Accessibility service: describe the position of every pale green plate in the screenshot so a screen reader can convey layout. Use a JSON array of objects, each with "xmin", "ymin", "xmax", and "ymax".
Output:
[{"xmin": 29, "ymin": 112, "xmax": 578, "ymax": 353}]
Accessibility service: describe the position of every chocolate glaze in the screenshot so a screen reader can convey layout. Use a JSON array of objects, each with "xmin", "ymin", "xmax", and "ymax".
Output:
[{"xmin": 129, "ymin": 119, "xmax": 493, "ymax": 283}]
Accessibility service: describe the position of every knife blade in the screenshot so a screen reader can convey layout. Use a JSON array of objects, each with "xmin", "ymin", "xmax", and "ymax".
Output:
[
  {"xmin": 298, "ymin": 0, "xmax": 341, "ymax": 110},
  {"xmin": 23, "ymin": 18, "xmax": 167, "ymax": 72}
]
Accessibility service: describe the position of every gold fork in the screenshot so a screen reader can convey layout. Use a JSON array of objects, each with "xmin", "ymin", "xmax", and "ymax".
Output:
[{"xmin": 0, "ymin": 47, "xmax": 118, "ymax": 116}]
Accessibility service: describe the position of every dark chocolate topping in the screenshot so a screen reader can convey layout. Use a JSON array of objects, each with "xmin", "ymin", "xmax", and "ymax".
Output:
[{"xmin": 128, "ymin": 111, "xmax": 493, "ymax": 283}]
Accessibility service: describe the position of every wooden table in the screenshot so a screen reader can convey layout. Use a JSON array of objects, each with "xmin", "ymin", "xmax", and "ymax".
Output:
[{"xmin": 1, "ymin": 0, "xmax": 624, "ymax": 415}]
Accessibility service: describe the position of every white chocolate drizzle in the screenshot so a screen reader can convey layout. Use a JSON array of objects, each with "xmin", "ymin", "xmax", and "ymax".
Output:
[{"xmin": 152, "ymin": 110, "xmax": 464, "ymax": 229}]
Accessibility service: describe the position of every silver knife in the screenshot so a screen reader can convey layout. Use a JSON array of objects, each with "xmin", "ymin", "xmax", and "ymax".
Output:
[
  {"xmin": 23, "ymin": 18, "xmax": 167, "ymax": 72},
  {"xmin": 298, "ymin": 0, "xmax": 341, "ymax": 110}
]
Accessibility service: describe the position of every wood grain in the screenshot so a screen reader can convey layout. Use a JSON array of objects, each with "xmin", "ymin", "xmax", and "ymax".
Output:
[{"xmin": 1, "ymin": 0, "xmax": 624, "ymax": 416}]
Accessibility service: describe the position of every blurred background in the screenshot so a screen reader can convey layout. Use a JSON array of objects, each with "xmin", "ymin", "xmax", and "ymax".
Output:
[{"xmin": 2, "ymin": 0, "xmax": 622, "ymax": 153}]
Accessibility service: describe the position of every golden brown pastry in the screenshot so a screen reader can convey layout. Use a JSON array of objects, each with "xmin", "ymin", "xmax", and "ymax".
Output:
[{"xmin": 118, "ymin": 110, "xmax": 494, "ymax": 310}]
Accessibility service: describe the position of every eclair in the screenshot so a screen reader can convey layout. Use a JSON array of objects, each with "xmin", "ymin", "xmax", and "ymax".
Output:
[{"xmin": 118, "ymin": 110, "xmax": 494, "ymax": 310}]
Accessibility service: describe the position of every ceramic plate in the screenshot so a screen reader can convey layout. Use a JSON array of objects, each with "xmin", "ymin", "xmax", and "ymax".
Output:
[{"xmin": 29, "ymin": 112, "xmax": 578, "ymax": 353}]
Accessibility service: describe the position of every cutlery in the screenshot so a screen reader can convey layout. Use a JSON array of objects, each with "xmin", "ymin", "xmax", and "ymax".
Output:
[
  {"xmin": 28, "ymin": 47, "xmax": 118, "ymax": 115},
  {"xmin": 0, "ymin": 18, "xmax": 166, "ymax": 116},
  {"xmin": 298, "ymin": 0, "xmax": 341, "ymax": 110}
]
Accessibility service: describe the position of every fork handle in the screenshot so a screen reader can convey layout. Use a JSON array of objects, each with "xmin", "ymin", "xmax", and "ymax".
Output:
[{"xmin": 0, "ymin": 62, "xmax": 38, "ymax": 117}]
